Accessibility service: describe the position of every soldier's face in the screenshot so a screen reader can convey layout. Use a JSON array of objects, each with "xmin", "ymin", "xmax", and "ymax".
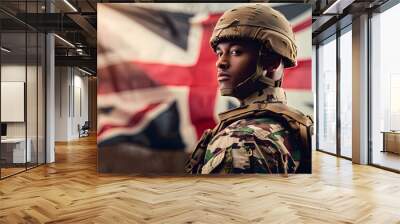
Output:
[{"xmin": 215, "ymin": 40, "xmax": 259, "ymax": 93}]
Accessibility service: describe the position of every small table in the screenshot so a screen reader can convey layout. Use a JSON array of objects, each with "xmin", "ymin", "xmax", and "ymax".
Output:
[
  {"xmin": 1, "ymin": 138, "xmax": 31, "ymax": 163},
  {"xmin": 382, "ymin": 131, "xmax": 400, "ymax": 154}
]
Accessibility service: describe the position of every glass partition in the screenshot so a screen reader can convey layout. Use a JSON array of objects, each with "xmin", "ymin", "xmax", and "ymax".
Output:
[
  {"xmin": 339, "ymin": 26, "xmax": 352, "ymax": 158},
  {"xmin": 26, "ymin": 0, "xmax": 42, "ymax": 169},
  {"xmin": 27, "ymin": 31, "xmax": 38, "ymax": 169},
  {"xmin": 37, "ymin": 32, "xmax": 45, "ymax": 165},
  {"xmin": 1, "ymin": 30, "xmax": 28, "ymax": 177},
  {"xmin": 317, "ymin": 35, "xmax": 337, "ymax": 155},
  {"xmin": 0, "ymin": 1, "xmax": 46, "ymax": 179}
]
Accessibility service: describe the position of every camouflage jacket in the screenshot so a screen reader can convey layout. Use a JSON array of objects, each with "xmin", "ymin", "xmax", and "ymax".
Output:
[{"xmin": 201, "ymin": 87, "xmax": 300, "ymax": 174}]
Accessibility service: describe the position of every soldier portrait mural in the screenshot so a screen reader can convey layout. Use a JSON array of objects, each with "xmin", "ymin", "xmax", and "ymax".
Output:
[{"xmin": 97, "ymin": 3, "xmax": 313, "ymax": 174}]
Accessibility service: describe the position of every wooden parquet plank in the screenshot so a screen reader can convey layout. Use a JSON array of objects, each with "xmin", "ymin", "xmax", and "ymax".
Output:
[{"xmin": 1, "ymin": 135, "xmax": 400, "ymax": 223}]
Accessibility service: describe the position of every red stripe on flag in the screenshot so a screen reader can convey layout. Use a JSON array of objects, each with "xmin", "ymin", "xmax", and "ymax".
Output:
[
  {"xmin": 292, "ymin": 18, "xmax": 311, "ymax": 33},
  {"xmin": 98, "ymin": 102, "xmax": 161, "ymax": 137},
  {"xmin": 282, "ymin": 59, "xmax": 311, "ymax": 90},
  {"xmin": 133, "ymin": 62, "xmax": 193, "ymax": 86},
  {"xmin": 188, "ymin": 15, "xmax": 219, "ymax": 138}
]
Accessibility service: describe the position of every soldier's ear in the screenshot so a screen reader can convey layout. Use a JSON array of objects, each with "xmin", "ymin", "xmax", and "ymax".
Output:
[
  {"xmin": 261, "ymin": 54, "xmax": 282, "ymax": 73},
  {"xmin": 264, "ymin": 61, "xmax": 284, "ymax": 82},
  {"xmin": 269, "ymin": 57, "xmax": 282, "ymax": 72}
]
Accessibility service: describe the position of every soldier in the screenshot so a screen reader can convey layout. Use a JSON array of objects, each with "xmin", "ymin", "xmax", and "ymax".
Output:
[{"xmin": 185, "ymin": 4, "xmax": 313, "ymax": 174}]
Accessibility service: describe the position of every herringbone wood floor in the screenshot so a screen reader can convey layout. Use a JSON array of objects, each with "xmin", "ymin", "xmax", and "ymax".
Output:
[{"xmin": 1, "ymin": 135, "xmax": 400, "ymax": 224}]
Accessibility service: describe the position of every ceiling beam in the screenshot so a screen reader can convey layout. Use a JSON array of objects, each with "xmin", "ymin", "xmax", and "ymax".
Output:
[
  {"xmin": 55, "ymin": 55, "xmax": 96, "ymax": 69},
  {"xmin": 67, "ymin": 13, "xmax": 97, "ymax": 45}
]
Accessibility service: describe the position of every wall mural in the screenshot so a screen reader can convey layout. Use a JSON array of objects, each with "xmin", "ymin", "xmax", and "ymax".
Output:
[{"xmin": 97, "ymin": 3, "xmax": 312, "ymax": 174}]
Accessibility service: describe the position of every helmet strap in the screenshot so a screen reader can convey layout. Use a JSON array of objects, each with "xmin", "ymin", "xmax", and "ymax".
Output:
[
  {"xmin": 231, "ymin": 63, "xmax": 269, "ymax": 99},
  {"xmin": 226, "ymin": 52, "xmax": 283, "ymax": 99}
]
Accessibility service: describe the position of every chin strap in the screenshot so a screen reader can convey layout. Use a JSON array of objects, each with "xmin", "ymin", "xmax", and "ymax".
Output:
[{"xmin": 220, "ymin": 52, "xmax": 283, "ymax": 99}]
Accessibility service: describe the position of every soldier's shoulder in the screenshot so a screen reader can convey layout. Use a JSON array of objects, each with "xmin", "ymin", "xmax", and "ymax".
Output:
[
  {"xmin": 211, "ymin": 116, "xmax": 290, "ymax": 144},
  {"xmin": 227, "ymin": 116, "xmax": 288, "ymax": 133}
]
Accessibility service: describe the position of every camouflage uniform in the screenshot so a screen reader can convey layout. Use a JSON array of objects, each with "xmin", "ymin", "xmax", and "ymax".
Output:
[{"xmin": 201, "ymin": 87, "xmax": 299, "ymax": 174}]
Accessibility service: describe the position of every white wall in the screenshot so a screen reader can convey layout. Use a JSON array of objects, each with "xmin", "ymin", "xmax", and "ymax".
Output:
[
  {"xmin": 55, "ymin": 67, "xmax": 89, "ymax": 141},
  {"xmin": 1, "ymin": 65, "xmax": 32, "ymax": 137},
  {"xmin": 1, "ymin": 63, "xmax": 46, "ymax": 164},
  {"xmin": 55, "ymin": 66, "xmax": 69, "ymax": 141}
]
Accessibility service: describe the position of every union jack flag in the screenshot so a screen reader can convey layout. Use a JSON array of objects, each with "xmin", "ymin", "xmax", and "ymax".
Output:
[{"xmin": 97, "ymin": 3, "xmax": 312, "ymax": 152}]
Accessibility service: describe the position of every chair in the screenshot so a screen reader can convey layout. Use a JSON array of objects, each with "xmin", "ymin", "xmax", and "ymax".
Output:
[{"xmin": 79, "ymin": 121, "xmax": 90, "ymax": 138}]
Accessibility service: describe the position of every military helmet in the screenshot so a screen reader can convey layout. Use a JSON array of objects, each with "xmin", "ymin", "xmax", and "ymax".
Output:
[{"xmin": 210, "ymin": 4, "xmax": 297, "ymax": 68}]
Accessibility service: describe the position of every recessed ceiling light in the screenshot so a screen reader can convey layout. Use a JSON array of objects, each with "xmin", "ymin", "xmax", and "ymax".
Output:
[
  {"xmin": 63, "ymin": 0, "xmax": 78, "ymax": 12},
  {"xmin": 54, "ymin": 34, "xmax": 75, "ymax": 48},
  {"xmin": 1, "ymin": 47, "xmax": 11, "ymax": 53},
  {"xmin": 78, "ymin": 67, "xmax": 93, "ymax": 76}
]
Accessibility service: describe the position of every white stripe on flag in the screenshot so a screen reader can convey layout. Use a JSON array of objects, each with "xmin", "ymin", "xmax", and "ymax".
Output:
[
  {"xmin": 98, "ymin": 4, "xmax": 203, "ymax": 68},
  {"xmin": 295, "ymin": 28, "xmax": 312, "ymax": 60}
]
